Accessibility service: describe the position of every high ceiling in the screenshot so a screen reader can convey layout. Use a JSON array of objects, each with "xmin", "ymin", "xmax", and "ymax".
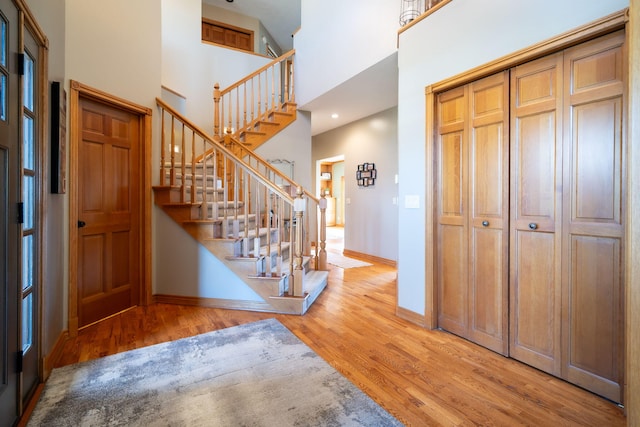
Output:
[{"xmin": 201, "ymin": 0, "xmax": 398, "ymax": 136}]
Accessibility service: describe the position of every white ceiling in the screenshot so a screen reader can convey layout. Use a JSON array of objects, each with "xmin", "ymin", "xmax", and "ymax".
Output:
[{"xmin": 201, "ymin": 0, "xmax": 398, "ymax": 136}]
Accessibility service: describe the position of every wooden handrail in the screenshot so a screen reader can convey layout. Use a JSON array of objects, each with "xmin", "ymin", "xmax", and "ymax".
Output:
[
  {"xmin": 220, "ymin": 50, "xmax": 295, "ymax": 96},
  {"xmin": 157, "ymin": 97, "xmax": 293, "ymax": 202}
]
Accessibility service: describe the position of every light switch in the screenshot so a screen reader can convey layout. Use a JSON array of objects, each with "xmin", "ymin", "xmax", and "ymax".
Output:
[{"xmin": 405, "ymin": 195, "xmax": 420, "ymax": 209}]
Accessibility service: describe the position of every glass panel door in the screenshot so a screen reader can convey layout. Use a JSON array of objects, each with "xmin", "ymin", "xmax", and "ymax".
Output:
[{"xmin": 20, "ymin": 39, "xmax": 39, "ymax": 400}]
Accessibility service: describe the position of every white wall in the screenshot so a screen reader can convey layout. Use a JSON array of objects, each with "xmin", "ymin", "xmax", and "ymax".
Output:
[
  {"xmin": 162, "ymin": 0, "xmax": 272, "ymax": 133},
  {"xmin": 256, "ymin": 111, "xmax": 312, "ymax": 191},
  {"xmin": 26, "ymin": 0, "xmax": 67, "ymax": 356},
  {"xmin": 66, "ymin": 0, "xmax": 162, "ymax": 107},
  {"xmin": 295, "ymin": 0, "xmax": 400, "ymax": 107},
  {"xmin": 396, "ymin": 0, "xmax": 629, "ymax": 315},
  {"xmin": 313, "ymin": 108, "xmax": 398, "ymax": 262}
]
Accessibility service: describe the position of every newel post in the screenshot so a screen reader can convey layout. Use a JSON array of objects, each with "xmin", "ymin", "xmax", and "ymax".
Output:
[
  {"xmin": 292, "ymin": 187, "xmax": 305, "ymax": 296},
  {"xmin": 213, "ymin": 83, "xmax": 221, "ymax": 139},
  {"xmin": 318, "ymin": 194, "xmax": 328, "ymax": 270}
]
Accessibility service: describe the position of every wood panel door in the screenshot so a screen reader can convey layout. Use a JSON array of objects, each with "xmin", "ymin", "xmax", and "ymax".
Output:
[
  {"xmin": 77, "ymin": 97, "xmax": 140, "ymax": 328},
  {"xmin": 437, "ymin": 72, "xmax": 509, "ymax": 355},
  {"xmin": 561, "ymin": 30, "xmax": 625, "ymax": 403},
  {"xmin": 509, "ymin": 53, "xmax": 564, "ymax": 376}
]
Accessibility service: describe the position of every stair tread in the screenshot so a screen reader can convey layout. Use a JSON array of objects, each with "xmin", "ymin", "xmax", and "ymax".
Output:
[{"xmin": 258, "ymin": 120, "xmax": 281, "ymax": 126}]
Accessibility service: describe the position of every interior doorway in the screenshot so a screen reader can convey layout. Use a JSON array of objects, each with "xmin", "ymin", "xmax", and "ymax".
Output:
[
  {"xmin": 317, "ymin": 155, "xmax": 345, "ymax": 252},
  {"xmin": 68, "ymin": 81, "xmax": 153, "ymax": 335}
]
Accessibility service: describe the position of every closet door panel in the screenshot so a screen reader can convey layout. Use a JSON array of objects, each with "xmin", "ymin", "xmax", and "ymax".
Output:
[
  {"xmin": 511, "ymin": 230, "xmax": 558, "ymax": 371},
  {"xmin": 468, "ymin": 72, "xmax": 509, "ymax": 354},
  {"xmin": 438, "ymin": 225, "xmax": 467, "ymax": 335},
  {"xmin": 436, "ymin": 88, "xmax": 468, "ymax": 337},
  {"xmin": 510, "ymin": 53, "xmax": 563, "ymax": 375},
  {"xmin": 567, "ymin": 235, "xmax": 621, "ymax": 401},
  {"xmin": 562, "ymin": 30, "xmax": 624, "ymax": 403},
  {"xmin": 437, "ymin": 129, "xmax": 468, "ymax": 336}
]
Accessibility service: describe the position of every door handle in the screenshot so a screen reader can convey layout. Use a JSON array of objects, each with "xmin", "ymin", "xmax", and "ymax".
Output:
[
  {"xmin": 528, "ymin": 223, "xmax": 538, "ymax": 230},
  {"xmin": 78, "ymin": 220, "xmax": 86, "ymax": 228},
  {"xmin": 482, "ymin": 220, "xmax": 490, "ymax": 227}
]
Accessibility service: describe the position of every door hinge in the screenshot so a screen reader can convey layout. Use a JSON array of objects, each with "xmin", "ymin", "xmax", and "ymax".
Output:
[
  {"xmin": 17, "ymin": 202, "xmax": 24, "ymax": 224},
  {"xmin": 17, "ymin": 350, "xmax": 23, "ymax": 373},
  {"xmin": 18, "ymin": 53, "xmax": 25, "ymax": 75}
]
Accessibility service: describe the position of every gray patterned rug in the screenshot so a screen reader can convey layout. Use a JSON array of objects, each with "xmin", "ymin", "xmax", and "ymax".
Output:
[{"xmin": 27, "ymin": 318, "xmax": 402, "ymax": 426}]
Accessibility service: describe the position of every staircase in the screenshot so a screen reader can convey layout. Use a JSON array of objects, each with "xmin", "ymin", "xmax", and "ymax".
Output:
[{"xmin": 153, "ymin": 51, "xmax": 330, "ymax": 315}]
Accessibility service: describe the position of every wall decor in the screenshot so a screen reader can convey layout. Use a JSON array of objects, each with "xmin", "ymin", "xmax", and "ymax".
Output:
[{"xmin": 356, "ymin": 163, "xmax": 376, "ymax": 187}]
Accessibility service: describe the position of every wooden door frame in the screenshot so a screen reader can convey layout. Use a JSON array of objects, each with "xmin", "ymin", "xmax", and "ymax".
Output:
[{"xmin": 68, "ymin": 80, "xmax": 152, "ymax": 336}]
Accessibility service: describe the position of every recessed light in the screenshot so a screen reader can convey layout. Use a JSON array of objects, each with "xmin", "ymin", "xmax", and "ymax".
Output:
[{"xmin": 331, "ymin": 113, "xmax": 339, "ymax": 119}]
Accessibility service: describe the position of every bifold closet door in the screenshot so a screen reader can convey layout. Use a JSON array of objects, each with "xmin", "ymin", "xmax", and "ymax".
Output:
[
  {"xmin": 510, "ymin": 31, "xmax": 625, "ymax": 403},
  {"xmin": 509, "ymin": 53, "xmax": 564, "ymax": 376},
  {"xmin": 436, "ymin": 72, "xmax": 509, "ymax": 355},
  {"xmin": 561, "ymin": 30, "xmax": 625, "ymax": 403}
]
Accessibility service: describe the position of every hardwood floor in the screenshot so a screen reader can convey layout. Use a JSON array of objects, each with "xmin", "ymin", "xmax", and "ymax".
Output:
[{"xmin": 50, "ymin": 255, "xmax": 625, "ymax": 426}]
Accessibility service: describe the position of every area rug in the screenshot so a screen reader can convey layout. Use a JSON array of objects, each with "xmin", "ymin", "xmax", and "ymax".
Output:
[
  {"xmin": 27, "ymin": 318, "xmax": 401, "ymax": 427},
  {"xmin": 327, "ymin": 252, "xmax": 373, "ymax": 269}
]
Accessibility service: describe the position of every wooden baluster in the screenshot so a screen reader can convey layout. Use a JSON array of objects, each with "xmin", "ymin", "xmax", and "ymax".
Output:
[
  {"xmin": 190, "ymin": 131, "xmax": 196, "ymax": 205},
  {"xmin": 230, "ymin": 163, "xmax": 238, "ymax": 238},
  {"xmin": 160, "ymin": 108, "xmax": 166, "ymax": 186},
  {"xmin": 265, "ymin": 189, "xmax": 272, "ymax": 276},
  {"xmin": 263, "ymin": 70, "xmax": 269, "ymax": 119},
  {"xmin": 291, "ymin": 187, "xmax": 305, "ymax": 296},
  {"xmin": 211, "ymin": 145, "xmax": 218, "ymax": 221},
  {"xmin": 276, "ymin": 196, "xmax": 283, "ymax": 276},
  {"xmin": 288, "ymin": 202, "xmax": 294, "ymax": 288},
  {"xmin": 170, "ymin": 117, "xmax": 176, "ymax": 186},
  {"xmin": 318, "ymin": 194, "xmax": 327, "ymax": 270},
  {"xmin": 235, "ymin": 88, "xmax": 239, "ymax": 137},
  {"xmin": 251, "ymin": 77, "xmax": 255, "ymax": 129},
  {"xmin": 180, "ymin": 123, "xmax": 186, "ymax": 203},
  {"xmin": 257, "ymin": 74, "xmax": 262, "ymax": 119},
  {"xmin": 271, "ymin": 64, "xmax": 276, "ymax": 113},
  {"xmin": 227, "ymin": 92, "xmax": 232, "ymax": 134},
  {"xmin": 243, "ymin": 81, "xmax": 247, "ymax": 131},
  {"xmin": 201, "ymin": 137, "xmax": 208, "ymax": 220},
  {"xmin": 243, "ymin": 172, "xmax": 250, "ymax": 257},
  {"xmin": 221, "ymin": 146, "xmax": 229, "ymax": 238},
  {"xmin": 289, "ymin": 57, "xmax": 295, "ymax": 103},
  {"xmin": 213, "ymin": 83, "xmax": 221, "ymax": 139},
  {"xmin": 254, "ymin": 181, "xmax": 261, "ymax": 270}
]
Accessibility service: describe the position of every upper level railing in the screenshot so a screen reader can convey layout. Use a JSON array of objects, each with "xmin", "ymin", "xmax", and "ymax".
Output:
[
  {"xmin": 398, "ymin": 0, "xmax": 451, "ymax": 31},
  {"xmin": 213, "ymin": 50, "xmax": 295, "ymax": 141}
]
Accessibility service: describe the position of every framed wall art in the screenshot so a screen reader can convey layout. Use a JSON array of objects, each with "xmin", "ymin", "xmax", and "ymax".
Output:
[{"xmin": 356, "ymin": 163, "xmax": 377, "ymax": 187}]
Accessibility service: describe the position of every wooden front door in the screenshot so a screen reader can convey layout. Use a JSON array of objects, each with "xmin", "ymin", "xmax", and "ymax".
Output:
[
  {"xmin": 436, "ymin": 71, "xmax": 509, "ymax": 355},
  {"xmin": 76, "ymin": 96, "xmax": 140, "ymax": 328}
]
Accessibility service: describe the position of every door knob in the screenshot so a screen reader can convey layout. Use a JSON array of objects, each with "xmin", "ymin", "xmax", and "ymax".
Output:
[
  {"xmin": 482, "ymin": 220, "xmax": 489, "ymax": 227},
  {"xmin": 528, "ymin": 223, "xmax": 538, "ymax": 230},
  {"xmin": 78, "ymin": 220, "xmax": 86, "ymax": 228}
]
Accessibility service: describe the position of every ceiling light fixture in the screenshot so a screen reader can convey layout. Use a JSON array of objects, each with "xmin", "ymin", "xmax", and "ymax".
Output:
[{"xmin": 331, "ymin": 113, "xmax": 339, "ymax": 119}]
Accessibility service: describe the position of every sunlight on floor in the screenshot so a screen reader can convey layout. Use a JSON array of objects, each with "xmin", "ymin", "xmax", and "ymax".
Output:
[{"xmin": 326, "ymin": 226, "xmax": 344, "ymax": 254}]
